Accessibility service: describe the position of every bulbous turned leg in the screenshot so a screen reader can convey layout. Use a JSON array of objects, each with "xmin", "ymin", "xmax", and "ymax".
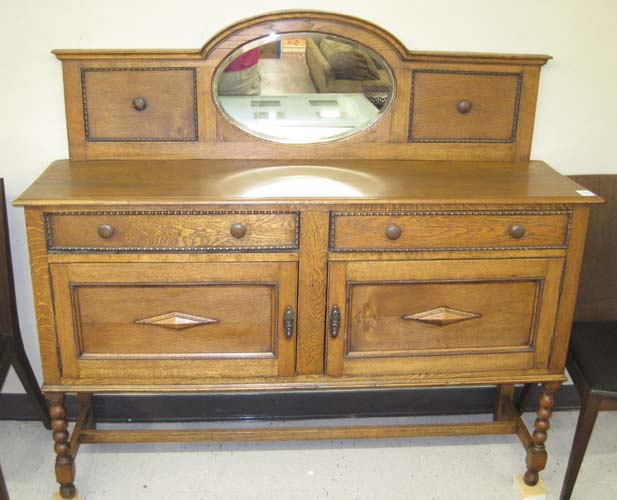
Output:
[
  {"xmin": 524, "ymin": 382, "xmax": 561, "ymax": 486},
  {"xmin": 47, "ymin": 393, "xmax": 77, "ymax": 499}
]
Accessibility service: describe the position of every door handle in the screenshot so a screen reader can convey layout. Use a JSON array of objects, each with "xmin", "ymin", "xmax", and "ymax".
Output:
[
  {"xmin": 329, "ymin": 305, "xmax": 341, "ymax": 338},
  {"xmin": 283, "ymin": 306, "xmax": 294, "ymax": 339}
]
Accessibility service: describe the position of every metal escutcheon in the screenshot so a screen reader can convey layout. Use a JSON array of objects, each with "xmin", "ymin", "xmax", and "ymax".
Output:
[
  {"xmin": 330, "ymin": 305, "xmax": 341, "ymax": 338},
  {"xmin": 283, "ymin": 306, "xmax": 294, "ymax": 338}
]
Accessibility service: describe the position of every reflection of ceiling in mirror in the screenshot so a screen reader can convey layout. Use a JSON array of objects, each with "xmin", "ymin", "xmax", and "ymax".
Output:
[{"xmin": 218, "ymin": 94, "xmax": 379, "ymax": 142}]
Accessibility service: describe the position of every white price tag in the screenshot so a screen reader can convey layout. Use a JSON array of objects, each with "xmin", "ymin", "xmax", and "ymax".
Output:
[{"xmin": 576, "ymin": 189, "xmax": 596, "ymax": 197}]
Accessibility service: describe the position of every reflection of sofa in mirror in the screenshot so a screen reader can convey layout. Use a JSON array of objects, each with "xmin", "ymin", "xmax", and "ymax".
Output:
[
  {"xmin": 218, "ymin": 48, "xmax": 262, "ymax": 96},
  {"xmin": 306, "ymin": 37, "xmax": 392, "ymax": 93}
]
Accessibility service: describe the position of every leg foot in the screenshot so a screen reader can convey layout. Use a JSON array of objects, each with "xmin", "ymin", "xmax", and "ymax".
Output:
[
  {"xmin": 524, "ymin": 382, "xmax": 561, "ymax": 486},
  {"xmin": 514, "ymin": 474, "xmax": 546, "ymax": 499},
  {"xmin": 48, "ymin": 393, "xmax": 77, "ymax": 499},
  {"xmin": 59, "ymin": 484, "xmax": 76, "ymax": 499}
]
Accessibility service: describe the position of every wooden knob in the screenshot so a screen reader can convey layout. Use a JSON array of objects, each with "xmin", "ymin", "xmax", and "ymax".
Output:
[
  {"xmin": 132, "ymin": 97, "xmax": 147, "ymax": 111},
  {"xmin": 509, "ymin": 224, "xmax": 526, "ymax": 239},
  {"xmin": 457, "ymin": 100, "xmax": 472, "ymax": 114},
  {"xmin": 230, "ymin": 223, "xmax": 247, "ymax": 239},
  {"xmin": 97, "ymin": 224, "xmax": 114, "ymax": 239},
  {"xmin": 386, "ymin": 224, "xmax": 402, "ymax": 240}
]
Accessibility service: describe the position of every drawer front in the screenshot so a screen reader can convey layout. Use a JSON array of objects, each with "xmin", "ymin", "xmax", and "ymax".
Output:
[
  {"xmin": 46, "ymin": 211, "xmax": 299, "ymax": 252},
  {"xmin": 81, "ymin": 67, "xmax": 198, "ymax": 142},
  {"xmin": 326, "ymin": 258, "xmax": 564, "ymax": 377},
  {"xmin": 330, "ymin": 210, "xmax": 570, "ymax": 252},
  {"xmin": 408, "ymin": 70, "xmax": 522, "ymax": 143},
  {"xmin": 50, "ymin": 262, "xmax": 297, "ymax": 381}
]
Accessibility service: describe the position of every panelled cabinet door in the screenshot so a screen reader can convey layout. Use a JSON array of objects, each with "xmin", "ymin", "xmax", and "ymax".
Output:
[
  {"xmin": 50, "ymin": 262, "xmax": 297, "ymax": 382},
  {"xmin": 325, "ymin": 258, "xmax": 564, "ymax": 377}
]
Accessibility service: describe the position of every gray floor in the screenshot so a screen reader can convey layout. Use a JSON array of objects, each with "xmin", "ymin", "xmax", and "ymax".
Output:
[{"xmin": 1, "ymin": 411, "xmax": 616, "ymax": 500}]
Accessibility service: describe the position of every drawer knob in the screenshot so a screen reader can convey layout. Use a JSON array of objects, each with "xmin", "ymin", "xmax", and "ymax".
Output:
[
  {"xmin": 509, "ymin": 224, "xmax": 526, "ymax": 239},
  {"xmin": 230, "ymin": 223, "xmax": 247, "ymax": 239},
  {"xmin": 457, "ymin": 100, "xmax": 472, "ymax": 114},
  {"xmin": 386, "ymin": 224, "xmax": 402, "ymax": 240},
  {"xmin": 132, "ymin": 97, "xmax": 148, "ymax": 111},
  {"xmin": 97, "ymin": 224, "xmax": 114, "ymax": 239}
]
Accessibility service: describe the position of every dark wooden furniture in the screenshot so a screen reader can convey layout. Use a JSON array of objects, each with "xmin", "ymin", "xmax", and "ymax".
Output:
[
  {"xmin": 0, "ymin": 179, "xmax": 50, "ymax": 428},
  {"xmin": 0, "ymin": 178, "xmax": 51, "ymax": 500},
  {"xmin": 519, "ymin": 175, "xmax": 617, "ymax": 500},
  {"xmin": 13, "ymin": 11, "xmax": 602, "ymax": 499},
  {"xmin": 0, "ymin": 464, "xmax": 8, "ymax": 500}
]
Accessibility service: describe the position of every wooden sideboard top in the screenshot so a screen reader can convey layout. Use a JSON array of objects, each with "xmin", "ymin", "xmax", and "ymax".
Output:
[{"xmin": 15, "ymin": 160, "xmax": 602, "ymax": 206}]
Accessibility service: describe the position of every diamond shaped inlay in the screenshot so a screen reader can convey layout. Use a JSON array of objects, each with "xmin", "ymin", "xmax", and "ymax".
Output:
[
  {"xmin": 402, "ymin": 306, "xmax": 481, "ymax": 326},
  {"xmin": 135, "ymin": 312, "xmax": 219, "ymax": 330}
]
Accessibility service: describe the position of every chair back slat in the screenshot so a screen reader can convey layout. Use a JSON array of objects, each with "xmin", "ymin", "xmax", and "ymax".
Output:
[
  {"xmin": 0, "ymin": 178, "xmax": 21, "ymax": 340},
  {"xmin": 571, "ymin": 175, "xmax": 617, "ymax": 321}
]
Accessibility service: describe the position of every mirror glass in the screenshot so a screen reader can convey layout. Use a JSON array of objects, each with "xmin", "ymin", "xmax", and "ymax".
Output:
[{"xmin": 214, "ymin": 33, "xmax": 395, "ymax": 143}]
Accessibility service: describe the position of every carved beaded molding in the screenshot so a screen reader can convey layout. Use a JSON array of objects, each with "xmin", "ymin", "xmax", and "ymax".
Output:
[
  {"xmin": 329, "ymin": 209, "xmax": 573, "ymax": 252},
  {"xmin": 80, "ymin": 67, "xmax": 199, "ymax": 142},
  {"xmin": 407, "ymin": 70, "xmax": 523, "ymax": 144},
  {"xmin": 44, "ymin": 210, "xmax": 300, "ymax": 253}
]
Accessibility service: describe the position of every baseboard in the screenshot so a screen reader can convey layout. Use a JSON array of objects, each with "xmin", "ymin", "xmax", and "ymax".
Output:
[{"xmin": 0, "ymin": 384, "xmax": 581, "ymax": 423}]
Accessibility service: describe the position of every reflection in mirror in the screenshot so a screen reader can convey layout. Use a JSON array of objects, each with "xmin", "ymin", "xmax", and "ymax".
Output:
[{"xmin": 214, "ymin": 34, "xmax": 395, "ymax": 143}]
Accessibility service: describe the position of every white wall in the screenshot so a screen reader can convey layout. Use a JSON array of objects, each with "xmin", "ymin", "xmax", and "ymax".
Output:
[{"xmin": 1, "ymin": 0, "xmax": 615, "ymax": 392}]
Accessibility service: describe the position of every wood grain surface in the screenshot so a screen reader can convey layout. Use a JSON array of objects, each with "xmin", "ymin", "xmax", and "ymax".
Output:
[
  {"xmin": 14, "ymin": 160, "xmax": 602, "ymax": 206},
  {"xmin": 331, "ymin": 211, "xmax": 570, "ymax": 251},
  {"xmin": 47, "ymin": 211, "xmax": 299, "ymax": 251}
]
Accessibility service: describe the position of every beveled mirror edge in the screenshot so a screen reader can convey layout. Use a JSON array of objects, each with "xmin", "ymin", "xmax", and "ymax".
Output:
[{"xmin": 212, "ymin": 32, "xmax": 397, "ymax": 145}]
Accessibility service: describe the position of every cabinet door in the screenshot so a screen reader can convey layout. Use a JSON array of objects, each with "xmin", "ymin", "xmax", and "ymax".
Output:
[
  {"xmin": 50, "ymin": 262, "xmax": 297, "ymax": 382},
  {"xmin": 325, "ymin": 258, "xmax": 563, "ymax": 377}
]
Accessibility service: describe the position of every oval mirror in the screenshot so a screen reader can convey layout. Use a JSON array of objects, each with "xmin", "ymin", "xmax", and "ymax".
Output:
[{"xmin": 214, "ymin": 33, "xmax": 395, "ymax": 144}]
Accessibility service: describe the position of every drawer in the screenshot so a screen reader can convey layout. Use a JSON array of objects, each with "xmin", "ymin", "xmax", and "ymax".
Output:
[
  {"xmin": 330, "ymin": 210, "xmax": 570, "ymax": 252},
  {"xmin": 45, "ymin": 211, "xmax": 299, "ymax": 252},
  {"xmin": 81, "ymin": 67, "xmax": 198, "ymax": 141},
  {"xmin": 50, "ymin": 262, "xmax": 297, "ymax": 380},
  {"xmin": 326, "ymin": 258, "xmax": 564, "ymax": 377},
  {"xmin": 408, "ymin": 69, "xmax": 522, "ymax": 143}
]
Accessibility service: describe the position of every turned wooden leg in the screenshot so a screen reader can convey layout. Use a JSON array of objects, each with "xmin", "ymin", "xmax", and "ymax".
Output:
[
  {"xmin": 48, "ymin": 393, "xmax": 76, "ymax": 499},
  {"xmin": 524, "ymin": 381, "xmax": 561, "ymax": 486},
  {"xmin": 559, "ymin": 393, "xmax": 602, "ymax": 500}
]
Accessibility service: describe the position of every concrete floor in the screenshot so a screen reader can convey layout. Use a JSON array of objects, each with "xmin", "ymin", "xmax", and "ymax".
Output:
[{"xmin": 1, "ymin": 411, "xmax": 616, "ymax": 500}]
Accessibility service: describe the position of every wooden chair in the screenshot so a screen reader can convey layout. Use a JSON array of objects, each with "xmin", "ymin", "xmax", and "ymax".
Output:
[
  {"xmin": 518, "ymin": 175, "xmax": 617, "ymax": 500},
  {"xmin": 0, "ymin": 178, "xmax": 51, "ymax": 500}
]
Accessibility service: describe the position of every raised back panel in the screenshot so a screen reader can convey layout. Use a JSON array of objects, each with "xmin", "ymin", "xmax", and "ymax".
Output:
[{"xmin": 53, "ymin": 11, "xmax": 550, "ymax": 161}]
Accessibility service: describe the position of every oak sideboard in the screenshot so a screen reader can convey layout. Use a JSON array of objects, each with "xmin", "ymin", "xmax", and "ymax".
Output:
[{"xmin": 14, "ymin": 11, "xmax": 602, "ymax": 499}]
